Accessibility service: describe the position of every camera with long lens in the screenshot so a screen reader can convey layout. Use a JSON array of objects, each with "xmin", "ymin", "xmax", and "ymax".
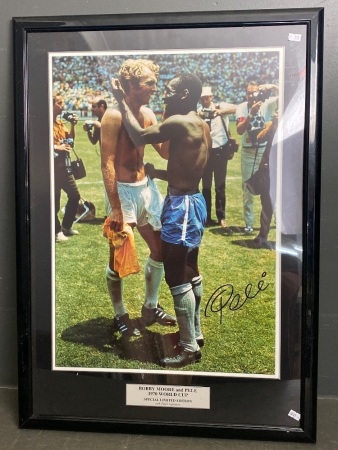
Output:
[
  {"xmin": 252, "ymin": 89, "xmax": 271, "ymax": 103},
  {"xmin": 61, "ymin": 111, "xmax": 76, "ymax": 122},
  {"xmin": 83, "ymin": 120, "xmax": 95, "ymax": 132},
  {"xmin": 60, "ymin": 138, "xmax": 74, "ymax": 148},
  {"xmin": 59, "ymin": 138, "xmax": 73, "ymax": 174}
]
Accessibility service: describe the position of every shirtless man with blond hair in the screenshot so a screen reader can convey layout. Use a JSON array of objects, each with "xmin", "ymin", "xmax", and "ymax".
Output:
[{"xmin": 100, "ymin": 59, "xmax": 176, "ymax": 337}]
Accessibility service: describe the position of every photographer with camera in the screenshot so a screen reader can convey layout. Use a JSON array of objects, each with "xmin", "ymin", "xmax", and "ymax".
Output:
[
  {"xmin": 83, "ymin": 97, "xmax": 107, "ymax": 145},
  {"xmin": 236, "ymin": 81, "xmax": 278, "ymax": 247},
  {"xmin": 53, "ymin": 93, "xmax": 81, "ymax": 242},
  {"xmin": 83, "ymin": 97, "xmax": 111, "ymax": 217},
  {"xmin": 198, "ymin": 87, "xmax": 237, "ymax": 229}
]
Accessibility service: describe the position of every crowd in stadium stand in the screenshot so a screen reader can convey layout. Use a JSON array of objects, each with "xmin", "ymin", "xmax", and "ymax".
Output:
[{"xmin": 52, "ymin": 51, "xmax": 279, "ymax": 116}]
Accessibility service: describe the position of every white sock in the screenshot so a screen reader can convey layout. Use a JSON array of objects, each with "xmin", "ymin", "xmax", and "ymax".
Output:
[
  {"xmin": 144, "ymin": 257, "xmax": 164, "ymax": 308},
  {"xmin": 171, "ymin": 283, "xmax": 198, "ymax": 353},
  {"xmin": 106, "ymin": 266, "xmax": 126, "ymax": 317}
]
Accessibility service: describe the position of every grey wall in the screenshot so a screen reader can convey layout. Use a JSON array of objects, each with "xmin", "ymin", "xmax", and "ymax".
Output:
[{"xmin": 1, "ymin": 0, "xmax": 337, "ymax": 395}]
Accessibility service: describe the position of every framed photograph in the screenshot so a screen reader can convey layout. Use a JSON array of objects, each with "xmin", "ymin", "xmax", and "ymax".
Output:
[{"xmin": 13, "ymin": 8, "xmax": 323, "ymax": 442}]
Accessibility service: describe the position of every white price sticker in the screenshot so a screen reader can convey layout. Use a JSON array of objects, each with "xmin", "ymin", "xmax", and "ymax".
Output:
[
  {"xmin": 288, "ymin": 33, "xmax": 302, "ymax": 42},
  {"xmin": 288, "ymin": 409, "xmax": 301, "ymax": 421}
]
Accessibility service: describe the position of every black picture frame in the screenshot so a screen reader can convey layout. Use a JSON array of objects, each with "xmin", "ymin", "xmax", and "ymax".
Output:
[{"xmin": 13, "ymin": 8, "xmax": 323, "ymax": 442}]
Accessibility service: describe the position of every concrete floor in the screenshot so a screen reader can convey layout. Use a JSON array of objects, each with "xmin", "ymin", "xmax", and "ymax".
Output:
[{"xmin": 0, "ymin": 388, "xmax": 337, "ymax": 449}]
